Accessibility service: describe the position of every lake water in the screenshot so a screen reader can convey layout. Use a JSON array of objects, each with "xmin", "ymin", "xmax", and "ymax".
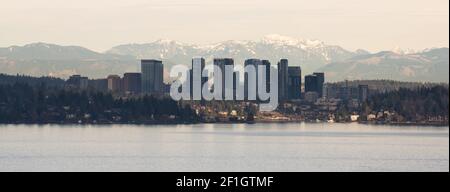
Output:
[{"xmin": 0, "ymin": 123, "xmax": 448, "ymax": 172}]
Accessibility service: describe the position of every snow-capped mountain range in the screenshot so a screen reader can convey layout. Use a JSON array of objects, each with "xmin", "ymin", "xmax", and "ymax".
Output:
[
  {"xmin": 105, "ymin": 34, "xmax": 366, "ymax": 77},
  {"xmin": 0, "ymin": 35, "xmax": 448, "ymax": 83}
]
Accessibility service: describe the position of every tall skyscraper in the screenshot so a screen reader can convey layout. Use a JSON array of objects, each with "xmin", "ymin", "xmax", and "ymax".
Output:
[
  {"xmin": 288, "ymin": 66, "xmax": 301, "ymax": 100},
  {"xmin": 244, "ymin": 59, "xmax": 262, "ymax": 100},
  {"xmin": 313, "ymin": 72, "xmax": 325, "ymax": 97},
  {"xmin": 262, "ymin": 60, "xmax": 271, "ymax": 93},
  {"xmin": 213, "ymin": 58, "xmax": 234, "ymax": 100},
  {"xmin": 141, "ymin": 59, "xmax": 164, "ymax": 94},
  {"xmin": 123, "ymin": 73, "xmax": 142, "ymax": 94},
  {"xmin": 277, "ymin": 59, "xmax": 289, "ymax": 101},
  {"xmin": 190, "ymin": 57, "xmax": 206, "ymax": 100}
]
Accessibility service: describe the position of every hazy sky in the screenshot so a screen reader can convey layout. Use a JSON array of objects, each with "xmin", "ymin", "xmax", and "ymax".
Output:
[{"xmin": 0, "ymin": 0, "xmax": 448, "ymax": 52}]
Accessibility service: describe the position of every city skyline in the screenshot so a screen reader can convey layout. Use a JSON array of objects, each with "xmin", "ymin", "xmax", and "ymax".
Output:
[
  {"xmin": 69, "ymin": 57, "xmax": 321, "ymax": 101},
  {"xmin": 0, "ymin": 0, "xmax": 448, "ymax": 174},
  {"xmin": 0, "ymin": 0, "xmax": 448, "ymax": 52}
]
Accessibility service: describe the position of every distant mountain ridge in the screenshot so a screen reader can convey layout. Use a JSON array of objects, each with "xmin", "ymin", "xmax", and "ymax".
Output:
[
  {"xmin": 106, "ymin": 34, "xmax": 362, "ymax": 74},
  {"xmin": 0, "ymin": 35, "xmax": 448, "ymax": 83},
  {"xmin": 319, "ymin": 48, "xmax": 449, "ymax": 83},
  {"xmin": 0, "ymin": 42, "xmax": 138, "ymax": 79}
]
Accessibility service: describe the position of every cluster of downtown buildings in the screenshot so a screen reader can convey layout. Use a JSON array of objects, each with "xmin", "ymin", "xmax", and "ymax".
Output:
[
  {"xmin": 65, "ymin": 57, "xmax": 368, "ymax": 104},
  {"xmin": 66, "ymin": 59, "xmax": 165, "ymax": 95}
]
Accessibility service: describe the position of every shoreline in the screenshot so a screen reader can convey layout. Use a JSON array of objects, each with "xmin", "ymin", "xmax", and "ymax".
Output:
[{"xmin": 0, "ymin": 120, "xmax": 448, "ymax": 127}]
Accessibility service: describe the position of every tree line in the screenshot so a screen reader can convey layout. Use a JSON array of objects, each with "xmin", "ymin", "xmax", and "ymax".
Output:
[
  {"xmin": 0, "ymin": 73, "xmax": 65, "ymax": 87},
  {"xmin": 0, "ymin": 83, "xmax": 198, "ymax": 124},
  {"xmin": 362, "ymin": 86, "xmax": 449, "ymax": 122}
]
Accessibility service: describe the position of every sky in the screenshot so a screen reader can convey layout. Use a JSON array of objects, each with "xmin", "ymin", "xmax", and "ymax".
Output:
[{"xmin": 0, "ymin": 0, "xmax": 448, "ymax": 52}]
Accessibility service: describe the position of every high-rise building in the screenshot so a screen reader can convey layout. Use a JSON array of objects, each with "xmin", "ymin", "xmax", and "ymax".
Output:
[
  {"xmin": 305, "ymin": 74, "xmax": 318, "ymax": 94},
  {"xmin": 313, "ymin": 72, "xmax": 325, "ymax": 97},
  {"xmin": 262, "ymin": 60, "xmax": 271, "ymax": 93},
  {"xmin": 123, "ymin": 73, "xmax": 142, "ymax": 94},
  {"xmin": 277, "ymin": 59, "xmax": 289, "ymax": 101},
  {"xmin": 213, "ymin": 58, "xmax": 234, "ymax": 99},
  {"xmin": 244, "ymin": 59, "xmax": 262, "ymax": 100},
  {"xmin": 107, "ymin": 75, "xmax": 122, "ymax": 92},
  {"xmin": 305, "ymin": 72, "xmax": 325, "ymax": 97},
  {"xmin": 190, "ymin": 57, "xmax": 207, "ymax": 100},
  {"xmin": 141, "ymin": 59, "xmax": 164, "ymax": 94},
  {"xmin": 288, "ymin": 66, "xmax": 301, "ymax": 100}
]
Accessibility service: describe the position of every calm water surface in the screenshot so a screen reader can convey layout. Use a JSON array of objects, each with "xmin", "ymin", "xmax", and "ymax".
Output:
[{"xmin": 0, "ymin": 123, "xmax": 448, "ymax": 172}]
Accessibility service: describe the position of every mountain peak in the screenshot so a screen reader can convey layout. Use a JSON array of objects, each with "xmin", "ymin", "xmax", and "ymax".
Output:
[
  {"xmin": 23, "ymin": 42, "xmax": 56, "ymax": 48},
  {"xmin": 1, "ymin": 40, "xmax": 447, "ymax": 83},
  {"xmin": 355, "ymin": 49, "xmax": 371, "ymax": 55},
  {"xmin": 261, "ymin": 34, "xmax": 324, "ymax": 48},
  {"xmin": 153, "ymin": 39, "xmax": 190, "ymax": 47},
  {"xmin": 391, "ymin": 46, "xmax": 419, "ymax": 55}
]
